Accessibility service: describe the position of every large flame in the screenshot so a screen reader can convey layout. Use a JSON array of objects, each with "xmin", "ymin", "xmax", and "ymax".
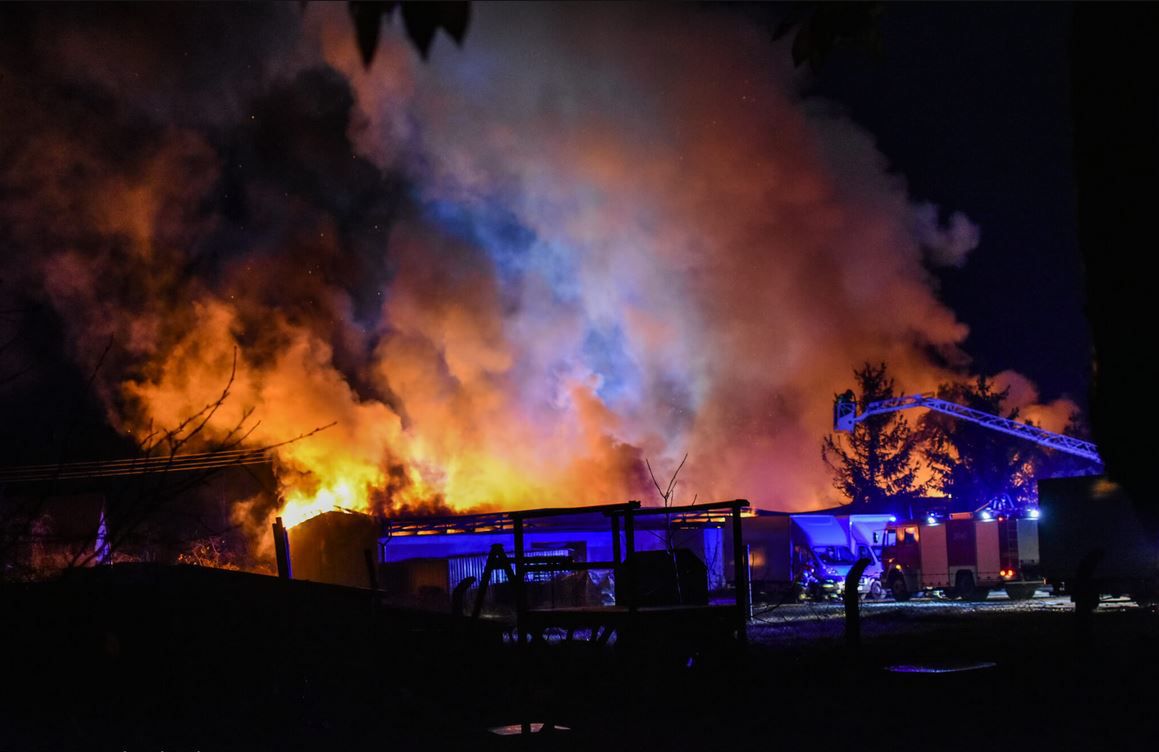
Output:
[{"xmin": 0, "ymin": 4, "xmax": 1080, "ymax": 541}]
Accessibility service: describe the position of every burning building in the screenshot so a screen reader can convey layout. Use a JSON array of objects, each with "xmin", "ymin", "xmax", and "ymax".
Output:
[
  {"xmin": 0, "ymin": 2, "xmax": 1080, "ymax": 569},
  {"xmin": 285, "ymin": 502, "xmax": 738, "ymax": 612}
]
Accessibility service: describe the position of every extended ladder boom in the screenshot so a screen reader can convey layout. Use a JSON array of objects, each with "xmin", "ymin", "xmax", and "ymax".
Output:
[{"xmin": 834, "ymin": 392, "xmax": 1102, "ymax": 465}]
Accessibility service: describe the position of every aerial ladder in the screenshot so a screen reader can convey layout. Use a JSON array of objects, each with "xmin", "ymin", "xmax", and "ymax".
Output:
[{"xmin": 833, "ymin": 391, "xmax": 1103, "ymax": 466}]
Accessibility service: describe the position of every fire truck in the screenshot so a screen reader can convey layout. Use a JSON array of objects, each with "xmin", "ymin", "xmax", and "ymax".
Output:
[
  {"xmin": 880, "ymin": 510, "xmax": 1042, "ymax": 600},
  {"xmin": 833, "ymin": 390, "xmax": 1101, "ymax": 600},
  {"xmin": 833, "ymin": 391, "xmax": 1102, "ymax": 467}
]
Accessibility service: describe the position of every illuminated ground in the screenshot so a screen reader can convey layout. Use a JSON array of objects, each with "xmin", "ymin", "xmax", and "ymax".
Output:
[{"xmin": 749, "ymin": 591, "xmax": 1081, "ymax": 645}]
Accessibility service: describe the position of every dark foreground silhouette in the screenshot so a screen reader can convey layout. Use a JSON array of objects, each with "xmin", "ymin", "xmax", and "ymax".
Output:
[{"xmin": 3, "ymin": 564, "xmax": 1156, "ymax": 751}]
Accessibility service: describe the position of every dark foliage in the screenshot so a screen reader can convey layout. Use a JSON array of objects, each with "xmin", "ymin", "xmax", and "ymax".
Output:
[
  {"xmin": 822, "ymin": 363, "xmax": 924, "ymax": 506},
  {"xmin": 348, "ymin": 1, "xmax": 470, "ymax": 65},
  {"xmin": 919, "ymin": 375, "xmax": 1039, "ymax": 508},
  {"xmin": 773, "ymin": 2, "xmax": 885, "ymax": 70}
]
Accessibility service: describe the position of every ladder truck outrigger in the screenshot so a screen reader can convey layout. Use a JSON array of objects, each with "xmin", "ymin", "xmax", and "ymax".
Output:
[{"xmin": 833, "ymin": 391, "xmax": 1103, "ymax": 601}]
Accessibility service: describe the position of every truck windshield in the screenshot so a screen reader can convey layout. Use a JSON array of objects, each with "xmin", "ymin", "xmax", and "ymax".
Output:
[{"xmin": 813, "ymin": 546, "xmax": 857, "ymax": 565}]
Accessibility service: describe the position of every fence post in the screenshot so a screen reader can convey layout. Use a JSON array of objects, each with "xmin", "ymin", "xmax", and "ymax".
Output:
[
  {"xmin": 844, "ymin": 557, "xmax": 871, "ymax": 652},
  {"xmin": 731, "ymin": 504, "xmax": 749, "ymax": 646},
  {"xmin": 272, "ymin": 517, "xmax": 292, "ymax": 580}
]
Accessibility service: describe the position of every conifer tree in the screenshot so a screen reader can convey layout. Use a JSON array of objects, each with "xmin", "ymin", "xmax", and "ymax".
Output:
[
  {"xmin": 919, "ymin": 375, "xmax": 1041, "ymax": 508},
  {"xmin": 822, "ymin": 363, "xmax": 924, "ymax": 506}
]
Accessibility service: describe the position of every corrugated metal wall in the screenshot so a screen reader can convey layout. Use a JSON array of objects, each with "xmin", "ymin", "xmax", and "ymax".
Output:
[{"xmin": 446, "ymin": 548, "xmax": 574, "ymax": 591}]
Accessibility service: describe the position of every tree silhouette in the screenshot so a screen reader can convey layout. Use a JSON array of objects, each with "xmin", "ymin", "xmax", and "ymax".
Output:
[
  {"xmin": 347, "ymin": 1, "xmax": 470, "ymax": 65},
  {"xmin": 772, "ymin": 2, "xmax": 885, "ymax": 71},
  {"xmin": 919, "ymin": 375, "xmax": 1041, "ymax": 509},
  {"xmin": 822, "ymin": 363, "xmax": 924, "ymax": 507}
]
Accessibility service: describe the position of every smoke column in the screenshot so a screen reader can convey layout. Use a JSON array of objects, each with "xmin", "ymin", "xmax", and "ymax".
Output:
[{"xmin": 0, "ymin": 3, "xmax": 1076, "ymax": 535}]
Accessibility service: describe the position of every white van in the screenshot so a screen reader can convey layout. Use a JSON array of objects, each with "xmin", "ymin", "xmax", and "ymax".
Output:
[{"xmin": 837, "ymin": 514, "xmax": 895, "ymax": 598}]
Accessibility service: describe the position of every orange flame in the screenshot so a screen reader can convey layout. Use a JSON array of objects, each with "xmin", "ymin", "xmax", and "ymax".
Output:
[{"xmin": 10, "ymin": 3, "xmax": 1085, "ymax": 548}]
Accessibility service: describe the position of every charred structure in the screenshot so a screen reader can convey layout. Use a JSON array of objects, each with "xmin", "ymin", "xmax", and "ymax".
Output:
[{"xmin": 284, "ymin": 500, "xmax": 751, "ymax": 647}]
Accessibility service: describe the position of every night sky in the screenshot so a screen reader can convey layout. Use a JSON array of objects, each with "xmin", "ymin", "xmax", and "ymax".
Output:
[{"xmin": 803, "ymin": 2, "xmax": 1089, "ymax": 406}]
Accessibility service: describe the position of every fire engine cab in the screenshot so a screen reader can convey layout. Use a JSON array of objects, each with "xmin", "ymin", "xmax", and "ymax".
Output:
[{"xmin": 880, "ymin": 512, "xmax": 1043, "ymax": 601}]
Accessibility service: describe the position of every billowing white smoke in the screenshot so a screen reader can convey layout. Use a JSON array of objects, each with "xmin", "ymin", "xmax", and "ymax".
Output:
[
  {"xmin": 1, "ymin": 3, "xmax": 1077, "ymax": 527},
  {"xmin": 302, "ymin": 3, "xmax": 985, "ymax": 508}
]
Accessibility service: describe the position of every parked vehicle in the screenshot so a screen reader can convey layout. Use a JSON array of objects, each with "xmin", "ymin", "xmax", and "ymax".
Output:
[
  {"xmin": 837, "ymin": 514, "xmax": 895, "ymax": 598},
  {"xmin": 831, "ymin": 388, "xmax": 1102, "ymax": 603},
  {"xmin": 726, "ymin": 514, "xmax": 873, "ymax": 600},
  {"xmin": 1038, "ymin": 475, "xmax": 1159, "ymax": 607},
  {"xmin": 880, "ymin": 511, "xmax": 1043, "ymax": 601}
]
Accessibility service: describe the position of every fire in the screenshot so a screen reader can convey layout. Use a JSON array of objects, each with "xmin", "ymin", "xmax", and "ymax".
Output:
[
  {"xmin": 112, "ymin": 296, "xmax": 585, "ymax": 529},
  {"xmin": 280, "ymin": 475, "xmax": 382, "ymax": 529},
  {"xmin": 1, "ymin": 2, "xmax": 1082, "ymax": 557}
]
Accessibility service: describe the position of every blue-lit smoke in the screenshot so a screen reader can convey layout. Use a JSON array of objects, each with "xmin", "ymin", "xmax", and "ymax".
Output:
[{"xmin": 312, "ymin": 2, "xmax": 996, "ymax": 509}]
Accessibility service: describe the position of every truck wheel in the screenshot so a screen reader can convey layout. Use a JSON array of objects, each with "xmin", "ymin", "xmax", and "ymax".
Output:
[
  {"xmin": 1004, "ymin": 584, "xmax": 1037, "ymax": 601},
  {"xmin": 967, "ymin": 587, "xmax": 991, "ymax": 602},
  {"xmin": 954, "ymin": 570, "xmax": 977, "ymax": 600},
  {"xmin": 890, "ymin": 575, "xmax": 911, "ymax": 602},
  {"xmin": 868, "ymin": 580, "xmax": 884, "ymax": 600}
]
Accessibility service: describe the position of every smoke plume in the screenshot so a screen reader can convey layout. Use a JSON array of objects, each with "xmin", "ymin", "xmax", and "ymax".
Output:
[{"xmin": 0, "ymin": 3, "xmax": 1064, "ymax": 534}]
